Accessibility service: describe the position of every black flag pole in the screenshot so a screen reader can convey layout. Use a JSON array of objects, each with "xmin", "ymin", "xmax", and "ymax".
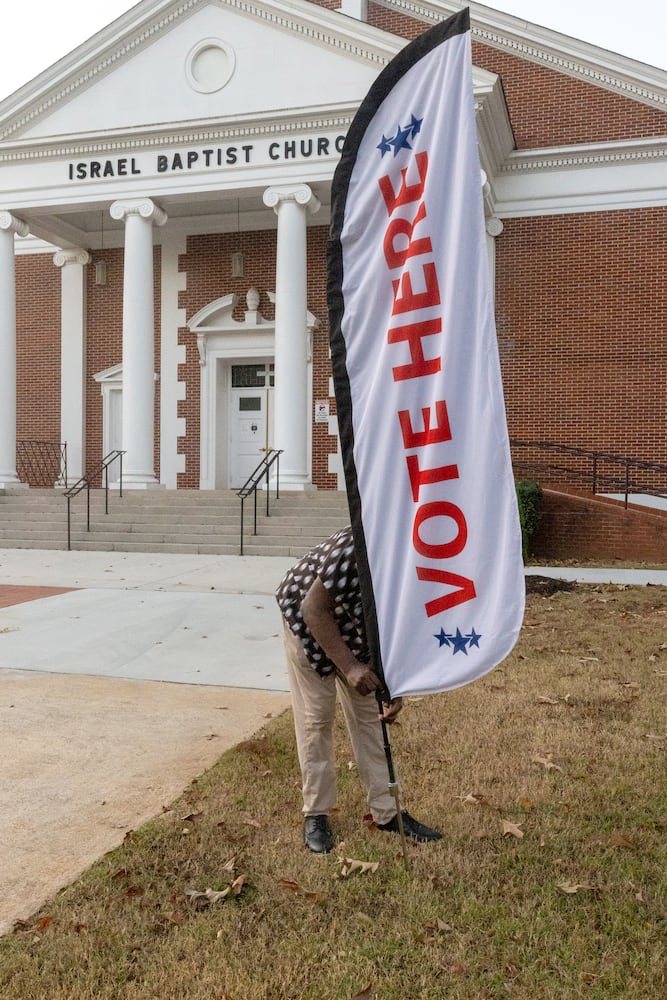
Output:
[{"xmin": 375, "ymin": 690, "xmax": 409, "ymax": 868}]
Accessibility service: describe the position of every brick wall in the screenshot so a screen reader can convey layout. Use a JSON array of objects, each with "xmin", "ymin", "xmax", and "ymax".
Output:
[
  {"xmin": 533, "ymin": 490, "xmax": 667, "ymax": 562},
  {"xmin": 496, "ymin": 208, "xmax": 667, "ymax": 472},
  {"xmin": 178, "ymin": 226, "xmax": 336, "ymax": 489},
  {"xmin": 83, "ymin": 248, "xmax": 161, "ymax": 484},
  {"xmin": 365, "ymin": 4, "xmax": 667, "ymax": 148},
  {"xmin": 308, "ymin": 225, "xmax": 338, "ymax": 489},
  {"xmin": 84, "ymin": 248, "xmax": 123, "ymax": 479},
  {"xmin": 16, "ymin": 256, "xmax": 61, "ymax": 443}
]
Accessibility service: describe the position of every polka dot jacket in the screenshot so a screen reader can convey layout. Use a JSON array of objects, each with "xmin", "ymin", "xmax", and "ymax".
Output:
[{"xmin": 276, "ymin": 525, "xmax": 369, "ymax": 677}]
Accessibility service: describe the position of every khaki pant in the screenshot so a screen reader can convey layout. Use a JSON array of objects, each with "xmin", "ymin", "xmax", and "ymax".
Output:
[{"xmin": 283, "ymin": 622, "xmax": 397, "ymax": 825}]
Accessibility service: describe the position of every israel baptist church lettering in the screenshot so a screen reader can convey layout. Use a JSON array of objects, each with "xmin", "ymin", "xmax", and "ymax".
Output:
[{"xmin": 67, "ymin": 134, "xmax": 347, "ymax": 180}]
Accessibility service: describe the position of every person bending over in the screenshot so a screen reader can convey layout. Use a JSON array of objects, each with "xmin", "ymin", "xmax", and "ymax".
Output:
[{"xmin": 276, "ymin": 525, "xmax": 442, "ymax": 854}]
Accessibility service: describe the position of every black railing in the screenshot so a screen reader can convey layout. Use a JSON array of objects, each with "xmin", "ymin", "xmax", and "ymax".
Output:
[
  {"xmin": 511, "ymin": 439, "xmax": 667, "ymax": 509},
  {"xmin": 237, "ymin": 449, "xmax": 283, "ymax": 555},
  {"xmin": 63, "ymin": 450, "xmax": 125, "ymax": 550},
  {"xmin": 16, "ymin": 440, "xmax": 67, "ymax": 487}
]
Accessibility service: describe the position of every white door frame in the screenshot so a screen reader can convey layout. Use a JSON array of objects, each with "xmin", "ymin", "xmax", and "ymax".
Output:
[
  {"xmin": 93, "ymin": 363, "xmax": 160, "ymax": 484},
  {"xmin": 189, "ymin": 291, "xmax": 315, "ymax": 490},
  {"xmin": 228, "ymin": 361, "xmax": 275, "ymax": 488}
]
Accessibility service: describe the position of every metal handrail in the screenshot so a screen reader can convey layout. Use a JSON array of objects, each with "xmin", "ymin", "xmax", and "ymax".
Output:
[
  {"xmin": 511, "ymin": 439, "xmax": 667, "ymax": 509},
  {"xmin": 63, "ymin": 450, "xmax": 126, "ymax": 550},
  {"xmin": 236, "ymin": 449, "xmax": 283, "ymax": 555},
  {"xmin": 16, "ymin": 440, "xmax": 67, "ymax": 487}
]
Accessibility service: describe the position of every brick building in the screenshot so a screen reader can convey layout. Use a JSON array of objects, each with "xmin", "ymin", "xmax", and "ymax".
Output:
[{"xmin": 0, "ymin": 0, "xmax": 665, "ymax": 494}]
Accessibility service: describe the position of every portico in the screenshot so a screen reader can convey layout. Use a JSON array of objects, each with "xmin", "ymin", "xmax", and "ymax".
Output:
[{"xmin": 0, "ymin": 0, "xmax": 414, "ymax": 490}]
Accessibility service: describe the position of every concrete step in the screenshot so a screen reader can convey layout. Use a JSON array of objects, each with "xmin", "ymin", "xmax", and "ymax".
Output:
[{"xmin": 0, "ymin": 487, "xmax": 349, "ymax": 555}]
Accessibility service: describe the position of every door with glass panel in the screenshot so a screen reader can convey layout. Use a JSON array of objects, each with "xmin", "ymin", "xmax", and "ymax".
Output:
[{"xmin": 229, "ymin": 362, "xmax": 274, "ymax": 488}]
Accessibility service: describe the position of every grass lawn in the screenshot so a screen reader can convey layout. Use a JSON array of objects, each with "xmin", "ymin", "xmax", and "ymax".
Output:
[{"xmin": 1, "ymin": 579, "xmax": 665, "ymax": 1000}]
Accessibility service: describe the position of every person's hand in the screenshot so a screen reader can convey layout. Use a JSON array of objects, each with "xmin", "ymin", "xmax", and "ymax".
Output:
[
  {"xmin": 345, "ymin": 663, "xmax": 382, "ymax": 696},
  {"xmin": 378, "ymin": 697, "xmax": 403, "ymax": 724}
]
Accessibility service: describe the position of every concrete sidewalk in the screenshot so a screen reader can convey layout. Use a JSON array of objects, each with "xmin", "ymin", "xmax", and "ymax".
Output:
[
  {"xmin": 0, "ymin": 548, "xmax": 664, "ymax": 936},
  {"xmin": 0, "ymin": 549, "xmax": 295, "ymax": 936}
]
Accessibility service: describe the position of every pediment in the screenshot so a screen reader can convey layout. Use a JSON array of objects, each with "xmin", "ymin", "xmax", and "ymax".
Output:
[
  {"xmin": 0, "ymin": 0, "xmax": 404, "ymax": 143},
  {"xmin": 188, "ymin": 289, "xmax": 319, "ymax": 331}
]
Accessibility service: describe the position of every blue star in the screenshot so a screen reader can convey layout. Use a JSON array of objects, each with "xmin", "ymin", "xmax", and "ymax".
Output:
[
  {"xmin": 389, "ymin": 125, "xmax": 413, "ymax": 157},
  {"xmin": 434, "ymin": 628, "xmax": 451, "ymax": 647},
  {"xmin": 450, "ymin": 628, "xmax": 470, "ymax": 655},
  {"xmin": 408, "ymin": 114, "xmax": 423, "ymax": 137},
  {"xmin": 376, "ymin": 134, "xmax": 392, "ymax": 157},
  {"xmin": 467, "ymin": 628, "xmax": 482, "ymax": 648}
]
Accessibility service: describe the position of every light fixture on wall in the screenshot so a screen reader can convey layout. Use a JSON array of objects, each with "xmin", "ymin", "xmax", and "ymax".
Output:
[
  {"xmin": 95, "ymin": 260, "xmax": 108, "ymax": 286},
  {"xmin": 231, "ymin": 251, "xmax": 244, "ymax": 278},
  {"xmin": 94, "ymin": 209, "xmax": 108, "ymax": 286},
  {"xmin": 230, "ymin": 198, "xmax": 244, "ymax": 277}
]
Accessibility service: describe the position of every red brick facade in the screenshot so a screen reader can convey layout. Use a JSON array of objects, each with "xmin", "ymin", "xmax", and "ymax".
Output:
[
  {"xmin": 533, "ymin": 490, "xmax": 667, "ymax": 562},
  {"xmin": 13, "ymin": 2, "xmax": 667, "ymax": 510},
  {"xmin": 16, "ymin": 256, "xmax": 61, "ymax": 443},
  {"xmin": 497, "ymin": 208, "xmax": 667, "ymax": 473}
]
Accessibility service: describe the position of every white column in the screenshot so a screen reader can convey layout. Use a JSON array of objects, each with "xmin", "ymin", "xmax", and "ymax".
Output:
[
  {"xmin": 54, "ymin": 249, "xmax": 91, "ymax": 483},
  {"xmin": 110, "ymin": 198, "xmax": 167, "ymax": 487},
  {"xmin": 263, "ymin": 183, "xmax": 320, "ymax": 489},
  {"xmin": 0, "ymin": 211, "xmax": 29, "ymax": 487}
]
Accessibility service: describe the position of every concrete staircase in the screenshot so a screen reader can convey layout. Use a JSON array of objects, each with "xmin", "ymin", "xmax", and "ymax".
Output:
[{"xmin": 0, "ymin": 488, "xmax": 351, "ymax": 557}]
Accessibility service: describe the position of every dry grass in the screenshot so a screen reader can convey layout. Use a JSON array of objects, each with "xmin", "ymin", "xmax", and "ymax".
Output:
[{"xmin": 1, "ymin": 581, "xmax": 665, "ymax": 1000}]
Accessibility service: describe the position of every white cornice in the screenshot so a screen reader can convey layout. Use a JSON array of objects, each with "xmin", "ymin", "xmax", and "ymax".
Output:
[
  {"xmin": 0, "ymin": 105, "xmax": 358, "ymax": 164},
  {"xmin": 494, "ymin": 136, "xmax": 667, "ymax": 217},
  {"xmin": 0, "ymin": 0, "xmax": 404, "ymax": 142},
  {"xmin": 503, "ymin": 136, "xmax": 667, "ymax": 173},
  {"xmin": 371, "ymin": 0, "xmax": 667, "ymax": 110}
]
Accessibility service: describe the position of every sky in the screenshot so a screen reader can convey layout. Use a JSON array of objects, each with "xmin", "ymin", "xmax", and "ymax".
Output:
[{"xmin": 0, "ymin": 0, "xmax": 664, "ymax": 101}]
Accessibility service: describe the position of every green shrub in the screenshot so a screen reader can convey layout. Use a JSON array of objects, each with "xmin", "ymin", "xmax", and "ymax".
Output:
[{"xmin": 516, "ymin": 479, "xmax": 542, "ymax": 560}]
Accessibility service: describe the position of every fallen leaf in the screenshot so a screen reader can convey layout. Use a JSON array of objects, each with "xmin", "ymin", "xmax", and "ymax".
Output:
[
  {"xmin": 532, "ymin": 754, "xmax": 563, "ymax": 772},
  {"xmin": 517, "ymin": 798, "xmax": 535, "ymax": 811},
  {"xmin": 182, "ymin": 811, "xmax": 203, "ymax": 822},
  {"xmin": 557, "ymin": 882, "xmax": 591, "ymax": 894},
  {"xmin": 276, "ymin": 878, "xmax": 324, "ymax": 904},
  {"xmin": 423, "ymin": 918, "xmax": 452, "ymax": 932},
  {"xmin": 185, "ymin": 887, "xmax": 231, "ymax": 909},
  {"xmin": 337, "ymin": 857, "xmax": 380, "ymax": 878},
  {"xmin": 608, "ymin": 832, "xmax": 636, "ymax": 849},
  {"xmin": 36, "ymin": 916, "xmax": 54, "ymax": 932},
  {"xmin": 537, "ymin": 696, "xmax": 559, "ymax": 705},
  {"xmin": 348, "ymin": 987, "xmax": 372, "ymax": 1000},
  {"xmin": 502, "ymin": 820, "xmax": 524, "ymax": 839},
  {"xmin": 231, "ymin": 874, "xmax": 248, "ymax": 896},
  {"xmin": 460, "ymin": 792, "xmax": 498, "ymax": 809},
  {"xmin": 449, "ymin": 963, "xmax": 467, "ymax": 974},
  {"xmin": 125, "ymin": 886, "xmax": 144, "ymax": 898},
  {"xmin": 242, "ymin": 817, "xmax": 262, "ymax": 828}
]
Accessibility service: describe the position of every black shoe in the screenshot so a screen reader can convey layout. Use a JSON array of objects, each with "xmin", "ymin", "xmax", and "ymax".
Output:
[
  {"xmin": 304, "ymin": 814, "xmax": 335, "ymax": 854},
  {"xmin": 377, "ymin": 810, "xmax": 442, "ymax": 843}
]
